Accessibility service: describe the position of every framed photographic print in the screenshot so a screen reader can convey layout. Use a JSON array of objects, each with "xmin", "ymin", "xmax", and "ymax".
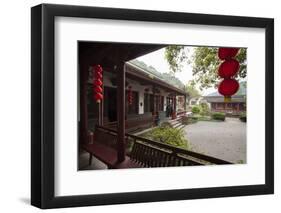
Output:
[{"xmin": 31, "ymin": 4, "xmax": 274, "ymax": 209}]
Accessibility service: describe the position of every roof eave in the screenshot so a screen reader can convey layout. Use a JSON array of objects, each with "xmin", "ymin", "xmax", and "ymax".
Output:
[{"xmin": 126, "ymin": 62, "xmax": 186, "ymax": 95}]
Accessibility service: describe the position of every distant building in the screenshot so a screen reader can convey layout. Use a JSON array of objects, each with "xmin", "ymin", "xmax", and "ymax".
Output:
[
  {"xmin": 188, "ymin": 97, "xmax": 206, "ymax": 106},
  {"xmin": 204, "ymin": 82, "xmax": 246, "ymax": 115}
]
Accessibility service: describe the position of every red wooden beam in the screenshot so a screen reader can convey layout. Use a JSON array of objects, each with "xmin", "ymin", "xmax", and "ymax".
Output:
[{"xmin": 173, "ymin": 95, "xmax": 177, "ymax": 112}]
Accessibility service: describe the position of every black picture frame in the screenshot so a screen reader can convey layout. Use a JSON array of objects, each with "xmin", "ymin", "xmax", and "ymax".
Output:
[{"xmin": 31, "ymin": 3, "xmax": 274, "ymax": 209}]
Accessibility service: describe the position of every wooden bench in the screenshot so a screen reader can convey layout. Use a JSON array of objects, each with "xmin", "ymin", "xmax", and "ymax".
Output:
[
  {"xmin": 128, "ymin": 133, "xmax": 232, "ymax": 166},
  {"xmin": 81, "ymin": 127, "xmax": 142, "ymax": 169},
  {"xmin": 103, "ymin": 113, "xmax": 153, "ymax": 133},
  {"xmin": 129, "ymin": 140, "xmax": 203, "ymax": 167}
]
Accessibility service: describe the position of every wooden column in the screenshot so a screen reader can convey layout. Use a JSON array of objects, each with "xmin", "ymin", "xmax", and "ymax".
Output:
[
  {"xmin": 98, "ymin": 102, "xmax": 103, "ymax": 125},
  {"xmin": 79, "ymin": 63, "xmax": 89, "ymax": 144},
  {"xmin": 100, "ymin": 79, "xmax": 105, "ymax": 125},
  {"xmin": 152, "ymin": 85, "xmax": 156, "ymax": 115},
  {"xmin": 184, "ymin": 94, "xmax": 187, "ymax": 111},
  {"xmin": 117, "ymin": 63, "xmax": 126, "ymax": 162},
  {"xmin": 173, "ymin": 94, "xmax": 177, "ymax": 112}
]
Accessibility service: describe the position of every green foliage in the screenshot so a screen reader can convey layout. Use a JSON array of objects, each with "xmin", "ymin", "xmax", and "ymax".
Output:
[
  {"xmin": 164, "ymin": 46, "xmax": 187, "ymax": 72},
  {"xmin": 147, "ymin": 127, "xmax": 189, "ymax": 149},
  {"xmin": 192, "ymin": 106, "xmax": 201, "ymax": 114},
  {"xmin": 181, "ymin": 115, "xmax": 199, "ymax": 125},
  {"xmin": 199, "ymin": 103, "xmax": 210, "ymax": 116},
  {"xmin": 237, "ymin": 160, "xmax": 244, "ymax": 164},
  {"xmin": 197, "ymin": 116, "xmax": 211, "ymax": 121},
  {"xmin": 211, "ymin": 112, "xmax": 226, "ymax": 121},
  {"xmin": 164, "ymin": 46, "xmax": 247, "ymax": 89},
  {"xmin": 160, "ymin": 122, "xmax": 173, "ymax": 128},
  {"xmin": 186, "ymin": 81, "xmax": 201, "ymax": 98},
  {"xmin": 239, "ymin": 112, "xmax": 247, "ymax": 122},
  {"xmin": 191, "ymin": 47, "xmax": 247, "ymax": 89}
]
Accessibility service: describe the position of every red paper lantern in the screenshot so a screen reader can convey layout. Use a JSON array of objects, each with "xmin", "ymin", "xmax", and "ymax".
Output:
[
  {"xmin": 218, "ymin": 59, "xmax": 240, "ymax": 78},
  {"xmin": 94, "ymin": 85, "xmax": 103, "ymax": 93},
  {"xmin": 127, "ymin": 86, "xmax": 133, "ymax": 105},
  {"xmin": 218, "ymin": 79, "xmax": 239, "ymax": 97},
  {"xmin": 218, "ymin": 48, "xmax": 239, "ymax": 60},
  {"xmin": 92, "ymin": 64, "xmax": 103, "ymax": 103},
  {"xmin": 94, "ymin": 79, "xmax": 103, "ymax": 86},
  {"xmin": 93, "ymin": 65, "xmax": 103, "ymax": 73},
  {"xmin": 94, "ymin": 71, "xmax": 102, "ymax": 79},
  {"xmin": 94, "ymin": 93, "xmax": 103, "ymax": 103}
]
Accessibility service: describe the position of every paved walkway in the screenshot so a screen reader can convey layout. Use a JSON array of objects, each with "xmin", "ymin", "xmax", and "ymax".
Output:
[{"xmin": 183, "ymin": 118, "xmax": 246, "ymax": 163}]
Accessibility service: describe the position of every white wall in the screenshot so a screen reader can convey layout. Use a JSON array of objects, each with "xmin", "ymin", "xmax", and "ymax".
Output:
[
  {"xmin": 126, "ymin": 78, "xmax": 147, "ymax": 114},
  {"xmin": 0, "ymin": 0, "xmax": 280, "ymax": 213}
]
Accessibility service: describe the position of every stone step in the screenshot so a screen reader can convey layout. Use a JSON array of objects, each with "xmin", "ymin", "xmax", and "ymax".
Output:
[
  {"xmin": 177, "ymin": 124, "xmax": 186, "ymax": 129},
  {"xmin": 168, "ymin": 117, "xmax": 182, "ymax": 125},
  {"xmin": 173, "ymin": 122, "xmax": 183, "ymax": 128},
  {"xmin": 169, "ymin": 121, "xmax": 178, "ymax": 126}
]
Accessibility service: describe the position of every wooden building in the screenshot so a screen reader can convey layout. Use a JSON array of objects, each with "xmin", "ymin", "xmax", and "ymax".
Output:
[
  {"xmin": 204, "ymin": 82, "xmax": 246, "ymax": 116},
  {"xmin": 79, "ymin": 42, "xmax": 231, "ymax": 168},
  {"xmin": 87, "ymin": 61, "xmax": 187, "ymax": 133}
]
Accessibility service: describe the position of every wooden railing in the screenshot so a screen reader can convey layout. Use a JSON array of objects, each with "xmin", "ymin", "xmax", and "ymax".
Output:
[
  {"xmin": 176, "ymin": 110, "xmax": 187, "ymax": 116},
  {"xmin": 103, "ymin": 114, "xmax": 153, "ymax": 133},
  {"xmin": 95, "ymin": 125, "xmax": 232, "ymax": 167}
]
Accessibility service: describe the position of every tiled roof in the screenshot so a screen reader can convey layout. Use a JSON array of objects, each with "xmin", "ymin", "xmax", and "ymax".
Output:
[{"xmin": 128, "ymin": 60, "xmax": 185, "ymax": 91}]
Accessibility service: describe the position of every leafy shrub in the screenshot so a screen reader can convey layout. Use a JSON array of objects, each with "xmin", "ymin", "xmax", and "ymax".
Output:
[
  {"xmin": 125, "ymin": 137, "xmax": 135, "ymax": 154},
  {"xmin": 237, "ymin": 160, "xmax": 244, "ymax": 164},
  {"xmin": 190, "ymin": 116, "xmax": 199, "ymax": 122},
  {"xmin": 146, "ymin": 127, "xmax": 189, "ymax": 149},
  {"xmin": 160, "ymin": 122, "xmax": 173, "ymax": 128},
  {"xmin": 211, "ymin": 112, "xmax": 226, "ymax": 121},
  {"xmin": 181, "ymin": 115, "xmax": 199, "ymax": 125},
  {"xmin": 192, "ymin": 106, "xmax": 201, "ymax": 114},
  {"xmin": 182, "ymin": 113, "xmax": 214, "ymax": 125},
  {"xmin": 199, "ymin": 103, "xmax": 210, "ymax": 116},
  {"xmin": 197, "ymin": 116, "xmax": 211, "ymax": 121},
  {"xmin": 239, "ymin": 112, "xmax": 247, "ymax": 122}
]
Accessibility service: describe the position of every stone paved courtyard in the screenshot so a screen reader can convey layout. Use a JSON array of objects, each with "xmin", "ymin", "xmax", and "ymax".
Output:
[{"xmin": 183, "ymin": 117, "xmax": 246, "ymax": 163}]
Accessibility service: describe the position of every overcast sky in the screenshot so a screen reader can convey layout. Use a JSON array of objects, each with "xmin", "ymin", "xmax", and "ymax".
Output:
[{"xmin": 136, "ymin": 47, "xmax": 216, "ymax": 96}]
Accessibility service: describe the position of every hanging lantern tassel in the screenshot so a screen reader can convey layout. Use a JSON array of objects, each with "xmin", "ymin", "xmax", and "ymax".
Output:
[{"xmin": 94, "ymin": 93, "xmax": 103, "ymax": 103}]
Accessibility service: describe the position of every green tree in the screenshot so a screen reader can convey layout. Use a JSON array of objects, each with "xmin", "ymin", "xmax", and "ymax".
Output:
[
  {"xmin": 164, "ymin": 46, "xmax": 247, "ymax": 89},
  {"xmin": 185, "ymin": 80, "xmax": 201, "ymax": 98},
  {"xmin": 164, "ymin": 46, "xmax": 187, "ymax": 72}
]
